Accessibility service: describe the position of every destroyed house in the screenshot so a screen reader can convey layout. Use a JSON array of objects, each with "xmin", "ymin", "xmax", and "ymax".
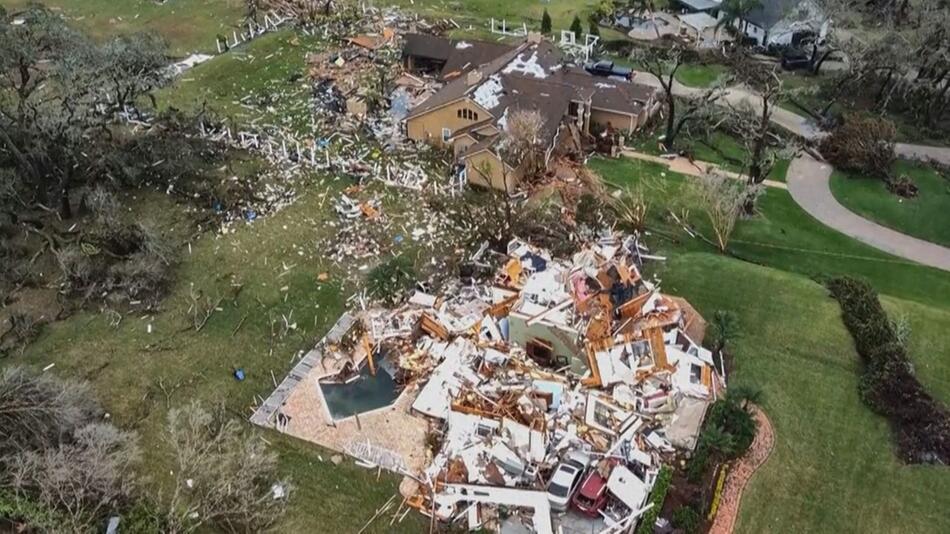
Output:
[
  {"xmin": 402, "ymin": 33, "xmax": 516, "ymax": 80},
  {"xmin": 252, "ymin": 232, "xmax": 724, "ymax": 533},
  {"xmin": 403, "ymin": 34, "xmax": 660, "ymax": 191}
]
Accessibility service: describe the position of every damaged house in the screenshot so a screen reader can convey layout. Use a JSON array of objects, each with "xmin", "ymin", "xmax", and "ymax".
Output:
[
  {"xmin": 402, "ymin": 34, "xmax": 660, "ymax": 191},
  {"xmin": 251, "ymin": 233, "xmax": 725, "ymax": 533}
]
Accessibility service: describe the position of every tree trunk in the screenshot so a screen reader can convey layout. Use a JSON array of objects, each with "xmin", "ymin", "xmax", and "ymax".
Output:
[{"xmin": 664, "ymin": 94, "xmax": 677, "ymax": 149}]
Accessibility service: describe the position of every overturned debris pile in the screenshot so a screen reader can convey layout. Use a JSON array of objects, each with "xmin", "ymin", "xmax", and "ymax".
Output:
[{"xmin": 253, "ymin": 232, "xmax": 725, "ymax": 533}]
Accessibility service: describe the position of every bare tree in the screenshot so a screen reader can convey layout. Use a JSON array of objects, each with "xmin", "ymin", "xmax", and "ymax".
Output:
[
  {"xmin": 727, "ymin": 58, "xmax": 785, "ymax": 190},
  {"xmin": 0, "ymin": 367, "xmax": 99, "ymax": 455},
  {"xmin": 501, "ymin": 109, "xmax": 546, "ymax": 181},
  {"xmin": 691, "ymin": 172, "xmax": 754, "ymax": 253},
  {"xmin": 164, "ymin": 402, "xmax": 290, "ymax": 534},
  {"xmin": 5, "ymin": 423, "xmax": 139, "ymax": 532},
  {"xmin": 632, "ymin": 45, "xmax": 727, "ymax": 149}
]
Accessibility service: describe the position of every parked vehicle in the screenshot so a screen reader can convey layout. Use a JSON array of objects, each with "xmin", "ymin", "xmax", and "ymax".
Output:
[
  {"xmin": 584, "ymin": 60, "xmax": 633, "ymax": 80},
  {"xmin": 546, "ymin": 451, "xmax": 591, "ymax": 512},
  {"xmin": 572, "ymin": 464, "xmax": 613, "ymax": 517},
  {"xmin": 781, "ymin": 49, "xmax": 812, "ymax": 71}
]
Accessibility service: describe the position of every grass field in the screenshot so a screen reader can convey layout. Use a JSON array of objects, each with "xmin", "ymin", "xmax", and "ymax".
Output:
[
  {"xmin": 594, "ymin": 156, "xmax": 950, "ymax": 532},
  {"xmin": 15, "ymin": 178, "xmax": 430, "ymax": 532},
  {"xmin": 631, "ymin": 130, "xmax": 792, "ymax": 182},
  {"xmin": 830, "ymin": 161, "xmax": 950, "ymax": 248},
  {"xmin": 157, "ymin": 30, "xmax": 320, "ymax": 132},
  {"xmin": 6, "ymin": 0, "xmax": 245, "ymax": 56},
  {"xmin": 591, "ymin": 156, "xmax": 950, "ymax": 311},
  {"xmin": 674, "ymin": 63, "xmax": 729, "ymax": 88},
  {"xmin": 656, "ymin": 253, "xmax": 950, "ymax": 534}
]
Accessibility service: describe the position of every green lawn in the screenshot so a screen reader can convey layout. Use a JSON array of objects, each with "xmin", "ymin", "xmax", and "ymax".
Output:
[
  {"xmin": 387, "ymin": 0, "xmax": 607, "ymax": 39},
  {"xmin": 830, "ymin": 160, "xmax": 950, "ymax": 248},
  {"xmin": 14, "ymin": 178, "xmax": 431, "ymax": 532},
  {"xmin": 157, "ymin": 30, "xmax": 320, "ymax": 133},
  {"xmin": 6, "ymin": 0, "xmax": 244, "ymax": 56},
  {"xmin": 630, "ymin": 130, "xmax": 791, "ymax": 182},
  {"xmin": 591, "ymin": 156, "xmax": 950, "ymax": 311},
  {"xmin": 656, "ymin": 253, "xmax": 950, "ymax": 534},
  {"xmin": 598, "ymin": 148, "xmax": 950, "ymax": 534},
  {"xmin": 675, "ymin": 63, "xmax": 728, "ymax": 88}
]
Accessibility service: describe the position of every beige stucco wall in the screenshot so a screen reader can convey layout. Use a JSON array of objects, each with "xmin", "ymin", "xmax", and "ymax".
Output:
[
  {"xmin": 406, "ymin": 99, "xmax": 491, "ymax": 148},
  {"xmin": 464, "ymin": 151, "xmax": 519, "ymax": 193},
  {"xmin": 589, "ymin": 108, "xmax": 636, "ymax": 133}
]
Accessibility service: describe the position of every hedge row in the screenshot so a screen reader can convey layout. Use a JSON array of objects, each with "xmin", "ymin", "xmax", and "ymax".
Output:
[
  {"xmin": 827, "ymin": 277, "xmax": 950, "ymax": 463},
  {"xmin": 636, "ymin": 465, "xmax": 673, "ymax": 534}
]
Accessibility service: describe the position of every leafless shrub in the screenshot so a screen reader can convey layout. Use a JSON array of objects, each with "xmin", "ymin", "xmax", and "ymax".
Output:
[
  {"xmin": 691, "ymin": 173, "xmax": 754, "ymax": 253},
  {"xmin": 164, "ymin": 403, "xmax": 291, "ymax": 534},
  {"xmin": 0, "ymin": 313, "xmax": 42, "ymax": 357},
  {"xmin": 5, "ymin": 423, "xmax": 139, "ymax": 532},
  {"xmin": 55, "ymin": 221, "xmax": 175, "ymax": 306},
  {"xmin": 0, "ymin": 367, "xmax": 100, "ymax": 455}
]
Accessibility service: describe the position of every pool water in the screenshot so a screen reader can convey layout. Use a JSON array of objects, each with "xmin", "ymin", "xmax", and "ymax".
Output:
[{"xmin": 319, "ymin": 363, "xmax": 400, "ymax": 420}]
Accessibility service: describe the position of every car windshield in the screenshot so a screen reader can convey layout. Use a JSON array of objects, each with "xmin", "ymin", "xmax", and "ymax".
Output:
[{"xmin": 548, "ymin": 482, "xmax": 570, "ymax": 498}]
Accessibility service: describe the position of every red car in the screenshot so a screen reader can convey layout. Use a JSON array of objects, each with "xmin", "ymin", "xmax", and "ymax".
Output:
[{"xmin": 571, "ymin": 467, "xmax": 611, "ymax": 517}]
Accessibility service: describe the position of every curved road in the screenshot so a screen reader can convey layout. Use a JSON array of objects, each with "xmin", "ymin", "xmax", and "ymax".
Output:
[
  {"xmin": 786, "ymin": 154, "xmax": 950, "ymax": 271},
  {"xmin": 638, "ymin": 74, "xmax": 950, "ymax": 270}
]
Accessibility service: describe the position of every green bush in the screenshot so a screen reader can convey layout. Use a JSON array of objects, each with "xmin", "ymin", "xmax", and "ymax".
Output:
[
  {"xmin": 827, "ymin": 276, "xmax": 950, "ymax": 464},
  {"xmin": 672, "ymin": 506, "xmax": 701, "ymax": 534},
  {"xmin": 367, "ymin": 255, "xmax": 415, "ymax": 304},
  {"xmin": 636, "ymin": 466, "xmax": 673, "ymax": 534}
]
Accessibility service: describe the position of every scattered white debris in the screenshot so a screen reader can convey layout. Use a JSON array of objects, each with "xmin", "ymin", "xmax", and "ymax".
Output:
[
  {"xmin": 472, "ymin": 74, "xmax": 504, "ymax": 110},
  {"xmin": 502, "ymin": 51, "xmax": 548, "ymax": 79}
]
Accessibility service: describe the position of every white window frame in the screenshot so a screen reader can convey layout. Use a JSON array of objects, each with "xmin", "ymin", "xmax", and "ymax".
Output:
[{"xmin": 441, "ymin": 128, "xmax": 452, "ymax": 142}]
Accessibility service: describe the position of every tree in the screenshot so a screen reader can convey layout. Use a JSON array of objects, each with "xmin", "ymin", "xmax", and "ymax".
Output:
[
  {"xmin": 691, "ymin": 172, "xmax": 752, "ymax": 254},
  {"xmin": 5, "ymin": 424, "xmax": 140, "ymax": 532},
  {"xmin": 588, "ymin": 18, "xmax": 601, "ymax": 38},
  {"xmin": 99, "ymin": 33, "xmax": 168, "ymax": 114},
  {"xmin": 709, "ymin": 310, "xmax": 740, "ymax": 355},
  {"xmin": 0, "ymin": 367, "xmax": 99, "ymax": 456},
  {"xmin": 541, "ymin": 9, "xmax": 552, "ymax": 34},
  {"xmin": 632, "ymin": 45, "xmax": 726, "ymax": 149},
  {"xmin": 164, "ymin": 403, "xmax": 290, "ymax": 534},
  {"xmin": 501, "ymin": 109, "xmax": 546, "ymax": 182},
  {"xmin": 0, "ymin": 8, "xmax": 169, "ymax": 219},
  {"xmin": 715, "ymin": 0, "xmax": 762, "ymax": 40},
  {"xmin": 0, "ymin": 367, "xmax": 142, "ymax": 532},
  {"xmin": 819, "ymin": 115, "xmax": 897, "ymax": 179},
  {"xmin": 570, "ymin": 15, "xmax": 584, "ymax": 39}
]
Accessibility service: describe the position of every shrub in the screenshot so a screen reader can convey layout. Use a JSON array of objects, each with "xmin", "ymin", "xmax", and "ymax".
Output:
[
  {"xmin": 636, "ymin": 466, "xmax": 672, "ymax": 534},
  {"xmin": 541, "ymin": 9, "xmax": 552, "ymax": 34},
  {"xmin": 819, "ymin": 115, "xmax": 896, "ymax": 179},
  {"xmin": 672, "ymin": 506, "xmax": 701, "ymax": 534},
  {"xmin": 367, "ymin": 255, "xmax": 416, "ymax": 304},
  {"xmin": 827, "ymin": 276, "xmax": 950, "ymax": 464}
]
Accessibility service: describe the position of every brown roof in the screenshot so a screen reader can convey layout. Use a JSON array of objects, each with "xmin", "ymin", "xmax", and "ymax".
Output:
[
  {"xmin": 440, "ymin": 40, "xmax": 518, "ymax": 80},
  {"xmin": 402, "ymin": 33, "xmax": 454, "ymax": 61},
  {"xmin": 405, "ymin": 43, "xmax": 529, "ymax": 120},
  {"xmin": 555, "ymin": 68, "xmax": 658, "ymax": 116}
]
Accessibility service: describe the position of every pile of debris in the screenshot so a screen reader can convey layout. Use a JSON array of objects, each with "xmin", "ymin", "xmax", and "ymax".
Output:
[{"xmin": 254, "ymin": 231, "xmax": 725, "ymax": 533}]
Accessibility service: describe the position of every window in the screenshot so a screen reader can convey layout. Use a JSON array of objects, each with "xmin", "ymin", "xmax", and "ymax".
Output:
[
  {"xmin": 441, "ymin": 128, "xmax": 451, "ymax": 142},
  {"xmin": 456, "ymin": 109, "xmax": 479, "ymax": 121}
]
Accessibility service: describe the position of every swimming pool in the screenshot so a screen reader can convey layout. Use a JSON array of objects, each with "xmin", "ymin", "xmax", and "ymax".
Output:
[{"xmin": 318, "ymin": 363, "xmax": 400, "ymax": 421}]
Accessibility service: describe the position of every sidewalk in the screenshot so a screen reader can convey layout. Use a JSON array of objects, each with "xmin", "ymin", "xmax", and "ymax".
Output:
[{"xmin": 620, "ymin": 149, "xmax": 788, "ymax": 190}]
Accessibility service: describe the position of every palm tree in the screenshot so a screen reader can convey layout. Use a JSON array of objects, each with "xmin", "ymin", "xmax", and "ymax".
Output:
[
  {"xmin": 700, "ymin": 423, "xmax": 737, "ymax": 457},
  {"xmin": 716, "ymin": 0, "xmax": 763, "ymax": 40}
]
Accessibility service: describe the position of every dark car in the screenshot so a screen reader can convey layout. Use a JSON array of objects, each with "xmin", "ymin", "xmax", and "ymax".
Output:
[
  {"xmin": 781, "ymin": 49, "xmax": 812, "ymax": 71},
  {"xmin": 584, "ymin": 60, "xmax": 633, "ymax": 80}
]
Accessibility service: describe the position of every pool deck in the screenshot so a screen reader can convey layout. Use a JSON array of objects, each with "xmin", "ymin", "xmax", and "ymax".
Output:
[{"xmin": 278, "ymin": 348, "xmax": 431, "ymax": 475}]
